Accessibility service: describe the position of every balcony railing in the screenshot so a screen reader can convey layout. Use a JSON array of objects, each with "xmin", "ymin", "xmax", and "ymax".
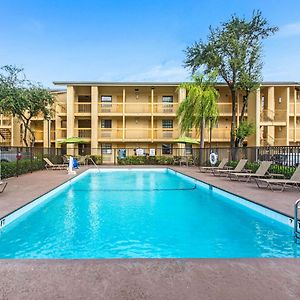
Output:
[
  {"xmin": 125, "ymin": 128, "xmax": 152, "ymax": 140},
  {"xmin": 125, "ymin": 103, "xmax": 151, "ymax": 114},
  {"xmin": 75, "ymin": 102, "xmax": 91, "ymax": 113},
  {"xmin": 98, "ymin": 103, "xmax": 123, "ymax": 113},
  {"xmin": 56, "ymin": 128, "xmax": 67, "ymax": 139},
  {"xmin": 75, "ymin": 128, "xmax": 92, "ymax": 138},
  {"xmin": 98, "ymin": 128, "xmax": 123, "ymax": 140},
  {"xmin": 33, "ymin": 130, "xmax": 44, "ymax": 141},
  {"xmin": 260, "ymin": 109, "xmax": 286, "ymax": 123},
  {"xmin": 289, "ymin": 102, "xmax": 300, "ymax": 115},
  {"xmin": 153, "ymin": 103, "xmax": 178, "ymax": 114},
  {"xmin": 218, "ymin": 103, "xmax": 232, "ymax": 114},
  {"xmin": 57, "ymin": 102, "xmax": 67, "ymax": 114},
  {"xmin": 0, "ymin": 116, "xmax": 12, "ymax": 127},
  {"xmin": 153, "ymin": 128, "xmax": 179, "ymax": 139}
]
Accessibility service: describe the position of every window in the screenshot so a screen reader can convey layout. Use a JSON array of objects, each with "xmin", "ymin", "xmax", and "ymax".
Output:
[
  {"xmin": 162, "ymin": 120, "xmax": 173, "ymax": 128},
  {"xmin": 185, "ymin": 144, "xmax": 192, "ymax": 155},
  {"xmin": 162, "ymin": 96, "xmax": 173, "ymax": 103},
  {"xmin": 101, "ymin": 95, "xmax": 112, "ymax": 103},
  {"xmin": 101, "ymin": 143, "xmax": 112, "ymax": 154},
  {"xmin": 101, "ymin": 119, "xmax": 112, "ymax": 128},
  {"xmin": 162, "ymin": 144, "xmax": 173, "ymax": 155}
]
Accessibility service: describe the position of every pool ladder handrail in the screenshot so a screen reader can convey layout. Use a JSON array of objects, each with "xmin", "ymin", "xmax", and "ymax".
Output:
[
  {"xmin": 88, "ymin": 157, "xmax": 100, "ymax": 171},
  {"xmin": 294, "ymin": 199, "xmax": 300, "ymax": 241}
]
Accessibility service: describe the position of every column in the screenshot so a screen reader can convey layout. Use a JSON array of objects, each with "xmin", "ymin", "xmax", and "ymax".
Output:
[
  {"xmin": 66, "ymin": 85, "xmax": 75, "ymax": 155},
  {"xmin": 286, "ymin": 87, "xmax": 290, "ymax": 146},
  {"xmin": 267, "ymin": 87, "xmax": 275, "ymax": 145},
  {"xmin": 151, "ymin": 87, "xmax": 154, "ymax": 142},
  {"xmin": 91, "ymin": 86, "xmax": 98, "ymax": 154},
  {"xmin": 122, "ymin": 88, "xmax": 125, "ymax": 141},
  {"xmin": 43, "ymin": 119, "xmax": 50, "ymax": 148},
  {"xmin": 294, "ymin": 88, "xmax": 297, "ymax": 142}
]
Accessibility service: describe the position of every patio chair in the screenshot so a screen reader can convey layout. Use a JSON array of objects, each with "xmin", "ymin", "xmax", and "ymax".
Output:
[
  {"xmin": 43, "ymin": 158, "xmax": 67, "ymax": 170},
  {"xmin": 213, "ymin": 159, "xmax": 248, "ymax": 177},
  {"xmin": 228, "ymin": 161, "xmax": 273, "ymax": 182},
  {"xmin": 255, "ymin": 165, "xmax": 300, "ymax": 192},
  {"xmin": 78, "ymin": 155, "xmax": 87, "ymax": 166},
  {"xmin": 199, "ymin": 158, "xmax": 229, "ymax": 173},
  {"xmin": 179, "ymin": 157, "xmax": 188, "ymax": 167},
  {"xmin": 0, "ymin": 181, "xmax": 8, "ymax": 193}
]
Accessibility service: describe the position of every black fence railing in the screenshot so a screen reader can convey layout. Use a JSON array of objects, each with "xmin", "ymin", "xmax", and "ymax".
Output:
[{"xmin": 1, "ymin": 145, "xmax": 300, "ymax": 178}]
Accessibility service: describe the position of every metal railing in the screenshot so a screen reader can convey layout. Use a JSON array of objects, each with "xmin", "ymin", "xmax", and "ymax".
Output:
[{"xmin": 294, "ymin": 199, "xmax": 300, "ymax": 242}]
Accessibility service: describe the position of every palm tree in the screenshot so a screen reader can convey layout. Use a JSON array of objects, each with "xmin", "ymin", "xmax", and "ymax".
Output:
[{"xmin": 177, "ymin": 74, "xmax": 219, "ymax": 149}]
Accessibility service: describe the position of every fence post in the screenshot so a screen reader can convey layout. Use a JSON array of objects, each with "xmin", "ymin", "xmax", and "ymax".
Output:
[
  {"xmin": 30, "ymin": 146, "xmax": 33, "ymax": 173},
  {"xmin": 16, "ymin": 147, "xmax": 19, "ymax": 177}
]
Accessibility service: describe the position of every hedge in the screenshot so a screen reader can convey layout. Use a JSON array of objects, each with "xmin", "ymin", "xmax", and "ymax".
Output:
[
  {"xmin": 117, "ymin": 156, "xmax": 174, "ymax": 165},
  {"xmin": 227, "ymin": 160, "xmax": 296, "ymax": 178},
  {"xmin": 0, "ymin": 158, "xmax": 45, "ymax": 179}
]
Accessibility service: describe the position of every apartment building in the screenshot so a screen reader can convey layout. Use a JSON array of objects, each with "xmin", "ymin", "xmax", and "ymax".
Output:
[{"xmin": 0, "ymin": 82, "xmax": 299, "ymax": 162}]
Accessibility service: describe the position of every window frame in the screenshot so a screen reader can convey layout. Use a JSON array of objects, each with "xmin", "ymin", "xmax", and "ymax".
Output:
[
  {"xmin": 162, "ymin": 119, "xmax": 173, "ymax": 129},
  {"xmin": 162, "ymin": 144, "xmax": 173, "ymax": 155}
]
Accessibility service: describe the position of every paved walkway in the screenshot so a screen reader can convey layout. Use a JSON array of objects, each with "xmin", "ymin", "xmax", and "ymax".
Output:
[
  {"xmin": 0, "ymin": 166, "xmax": 300, "ymax": 299},
  {"xmin": 171, "ymin": 166, "xmax": 300, "ymax": 217}
]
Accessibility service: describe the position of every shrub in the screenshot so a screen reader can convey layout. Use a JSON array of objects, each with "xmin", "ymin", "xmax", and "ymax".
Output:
[
  {"xmin": 117, "ymin": 156, "xmax": 174, "ymax": 165},
  {"xmin": 86, "ymin": 155, "xmax": 103, "ymax": 165},
  {"xmin": 0, "ymin": 158, "xmax": 45, "ymax": 179}
]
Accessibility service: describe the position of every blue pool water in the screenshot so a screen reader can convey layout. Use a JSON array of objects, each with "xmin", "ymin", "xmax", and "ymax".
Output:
[{"xmin": 0, "ymin": 169, "xmax": 299, "ymax": 258}]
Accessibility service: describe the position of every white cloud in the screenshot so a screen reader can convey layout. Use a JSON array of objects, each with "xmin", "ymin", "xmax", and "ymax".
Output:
[
  {"xmin": 278, "ymin": 22, "xmax": 300, "ymax": 37},
  {"xmin": 97, "ymin": 62, "xmax": 190, "ymax": 82}
]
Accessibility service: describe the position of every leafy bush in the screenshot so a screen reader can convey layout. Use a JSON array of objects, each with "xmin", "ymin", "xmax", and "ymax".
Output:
[
  {"xmin": 86, "ymin": 155, "xmax": 103, "ymax": 165},
  {"xmin": 0, "ymin": 158, "xmax": 45, "ymax": 179},
  {"xmin": 227, "ymin": 160, "xmax": 295, "ymax": 178},
  {"xmin": 117, "ymin": 156, "xmax": 174, "ymax": 165}
]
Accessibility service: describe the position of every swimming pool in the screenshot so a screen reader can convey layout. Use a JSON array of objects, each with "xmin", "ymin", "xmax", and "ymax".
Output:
[{"xmin": 0, "ymin": 168, "xmax": 299, "ymax": 258}]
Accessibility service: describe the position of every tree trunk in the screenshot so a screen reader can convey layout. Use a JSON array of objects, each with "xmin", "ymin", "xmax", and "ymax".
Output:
[
  {"xmin": 239, "ymin": 92, "xmax": 249, "ymax": 123},
  {"xmin": 230, "ymin": 88, "xmax": 237, "ymax": 160},
  {"xmin": 199, "ymin": 116, "xmax": 205, "ymax": 165}
]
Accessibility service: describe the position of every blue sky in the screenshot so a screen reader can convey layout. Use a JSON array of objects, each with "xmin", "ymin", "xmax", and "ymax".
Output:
[{"xmin": 1, "ymin": 0, "xmax": 300, "ymax": 87}]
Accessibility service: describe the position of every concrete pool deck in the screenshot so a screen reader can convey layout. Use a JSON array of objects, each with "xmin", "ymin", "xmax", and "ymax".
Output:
[{"xmin": 0, "ymin": 166, "xmax": 300, "ymax": 299}]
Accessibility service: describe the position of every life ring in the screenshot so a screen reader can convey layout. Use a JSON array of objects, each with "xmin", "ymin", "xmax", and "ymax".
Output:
[{"xmin": 209, "ymin": 152, "xmax": 218, "ymax": 165}]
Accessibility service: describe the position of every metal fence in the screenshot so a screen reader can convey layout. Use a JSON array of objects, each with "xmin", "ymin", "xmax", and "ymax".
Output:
[{"xmin": 1, "ymin": 145, "xmax": 300, "ymax": 178}]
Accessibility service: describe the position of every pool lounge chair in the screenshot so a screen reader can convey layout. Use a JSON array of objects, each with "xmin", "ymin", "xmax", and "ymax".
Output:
[
  {"xmin": 199, "ymin": 158, "xmax": 229, "ymax": 173},
  {"xmin": 0, "ymin": 181, "xmax": 8, "ymax": 193},
  {"xmin": 43, "ymin": 158, "xmax": 67, "ymax": 170},
  {"xmin": 213, "ymin": 159, "xmax": 248, "ymax": 177},
  {"xmin": 228, "ymin": 161, "xmax": 273, "ymax": 182},
  {"xmin": 255, "ymin": 165, "xmax": 300, "ymax": 192}
]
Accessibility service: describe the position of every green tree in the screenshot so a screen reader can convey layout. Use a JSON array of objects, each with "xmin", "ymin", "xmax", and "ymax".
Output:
[
  {"xmin": 0, "ymin": 65, "xmax": 54, "ymax": 147},
  {"xmin": 184, "ymin": 11, "xmax": 278, "ymax": 148},
  {"xmin": 235, "ymin": 120, "xmax": 255, "ymax": 147},
  {"xmin": 177, "ymin": 74, "xmax": 219, "ymax": 149}
]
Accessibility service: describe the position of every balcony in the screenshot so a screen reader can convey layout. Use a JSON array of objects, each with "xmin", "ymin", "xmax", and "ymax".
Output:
[
  {"xmin": 75, "ymin": 102, "xmax": 91, "ymax": 114},
  {"xmin": 33, "ymin": 130, "xmax": 44, "ymax": 141},
  {"xmin": 56, "ymin": 102, "xmax": 67, "ymax": 115},
  {"xmin": 153, "ymin": 103, "xmax": 178, "ymax": 114},
  {"xmin": 209, "ymin": 128, "xmax": 231, "ymax": 141},
  {"xmin": 260, "ymin": 109, "xmax": 286, "ymax": 124},
  {"xmin": 153, "ymin": 128, "xmax": 179, "ymax": 140},
  {"xmin": 0, "ymin": 116, "xmax": 11, "ymax": 127},
  {"xmin": 98, "ymin": 128, "xmax": 123, "ymax": 141},
  {"xmin": 56, "ymin": 128, "xmax": 67, "ymax": 140},
  {"xmin": 289, "ymin": 128, "xmax": 300, "ymax": 141},
  {"xmin": 289, "ymin": 102, "xmax": 300, "ymax": 115},
  {"xmin": 125, "ymin": 103, "xmax": 151, "ymax": 114},
  {"xmin": 75, "ymin": 128, "xmax": 92, "ymax": 139},
  {"xmin": 218, "ymin": 103, "xmax": 232, "ymax": 115},
  {"xmin": 125, "ymin": 128, "xmax": 152, "ymax": 141},
  {"xmin": 98, "ymin": 103, "xmax": 123, "ymax": 114}
]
